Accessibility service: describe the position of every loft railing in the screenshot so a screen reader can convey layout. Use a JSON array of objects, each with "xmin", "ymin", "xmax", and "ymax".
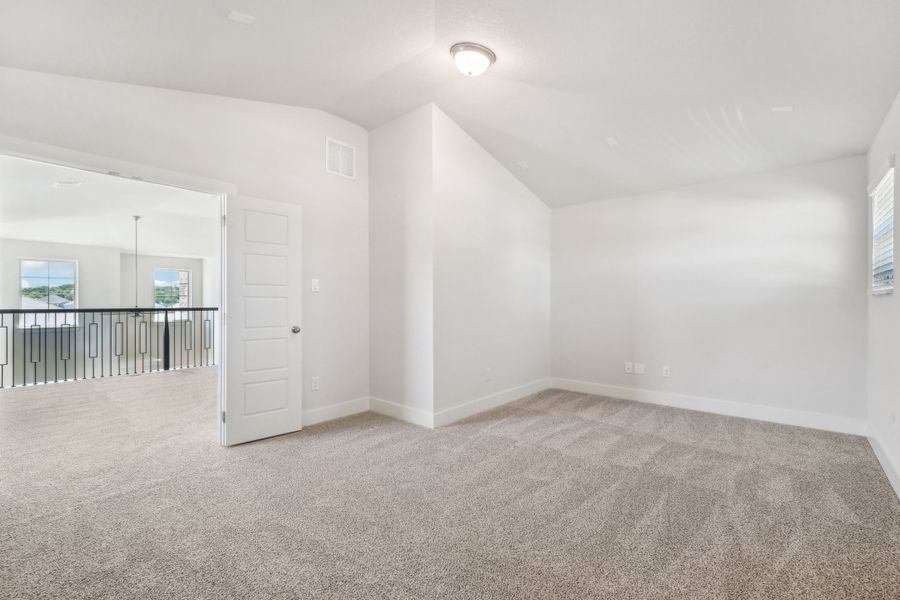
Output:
[{"xmin": 0, "ymin": 307, "xmax": 218, "ymax": 389}]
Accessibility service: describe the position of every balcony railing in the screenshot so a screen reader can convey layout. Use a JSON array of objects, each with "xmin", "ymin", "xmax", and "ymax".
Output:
[{"xmin": 0, "ymin": 307, "xmax": 218, "ymax": 389}]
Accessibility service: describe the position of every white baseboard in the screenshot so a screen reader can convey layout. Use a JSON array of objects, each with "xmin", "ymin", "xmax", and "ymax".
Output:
[
  {"xmin": 433, "ymin": 378, "xmax": 552, "ymax": 427},
  {"xmin": 303, "ymin": 396, "xmax": 370, "ymax": 427},
  {"xmin": 369, "ymin": 378, "xmax": 552, "ymax": 429},
  {"xmin": 868, "ymin": 430, "xmax": 900, "ymax": 501},
  {"xmin": 551, "ymin": 378, "xmax": 869, "ymax": 437},
  {"xmin": 370, "ymin": 397, "xmax": 435, "ymax": 429}
]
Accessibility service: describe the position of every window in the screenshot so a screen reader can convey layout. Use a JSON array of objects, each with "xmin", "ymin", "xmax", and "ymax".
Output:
[
  {"xmin": 154, "ymin": 268, "xmax": 191, "ymax": 309},
  {"xmin": 872, "ymin": 167, "xmax": 895, "ymax": 295},
  {"xmin": 19, "ymin": 259, "xmax": 77, "ymax": 327}
]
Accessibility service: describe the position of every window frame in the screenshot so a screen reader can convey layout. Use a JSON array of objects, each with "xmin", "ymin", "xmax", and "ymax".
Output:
[{"xmin": 870, "ymin": 158, "xmax": 896, "ymax": 297}]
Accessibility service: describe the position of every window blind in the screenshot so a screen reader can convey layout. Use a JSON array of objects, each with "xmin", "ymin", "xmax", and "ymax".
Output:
[{"xmin": 872, "ymin": 167, "xmax": 895, "ymax": 294}]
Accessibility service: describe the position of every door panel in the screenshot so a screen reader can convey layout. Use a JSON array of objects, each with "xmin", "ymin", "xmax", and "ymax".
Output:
[
  {"xmin": 244, "ymin": 210, "xmax": 289, "ymax": 244},
  {"xmin": 244, "ymin": 338, "xmax": 288, "ymax": 371},
  {"xmin": 244, "ymin": 254, "xmax": 288, "ymax": 285},
  {"xmin": 244, "ymin": 297, "xmax": 288, "ymax": 328},
  {"xmin": 243, "ymin": 379, "xmax": 289, "ymax": 414},
  {"xmin": 224, "ymin": 196, "xmax": 302, "ymax": 445}
]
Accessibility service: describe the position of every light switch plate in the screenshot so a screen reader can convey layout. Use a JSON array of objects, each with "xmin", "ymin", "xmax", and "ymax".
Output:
[
  {"xmin": 625, "ymin": 362, "xmax": 634, "ymax": 374},
  {"xmin": 635, "ymin": 362, "xmax": 646, "ymax": 374},
  {"xmin": 311, "ymin": 278, "xmax": 320, "ymax": 293}
]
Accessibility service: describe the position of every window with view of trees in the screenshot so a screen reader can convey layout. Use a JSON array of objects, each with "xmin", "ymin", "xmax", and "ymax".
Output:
[
  {"xmin": 19, "ymin": 259, "xmax": 77, "ymax": 327},
  {"xmin": 154, "ymin": 268, "xmax": 191, "ymax": 308}
]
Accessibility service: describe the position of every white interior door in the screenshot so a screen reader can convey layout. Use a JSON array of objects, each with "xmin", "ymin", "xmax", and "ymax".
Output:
[{"xmin": 223, "ymin": 196, "xmax": 302, "ymax": 446}]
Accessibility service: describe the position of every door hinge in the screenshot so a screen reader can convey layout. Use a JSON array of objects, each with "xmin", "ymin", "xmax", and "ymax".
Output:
[
  {"xmin": 221, "ymin": 410, "xmax": 226, "ymax": 423},
  {"xmin": 222, "ymin": 214, "xmax": 227, "ymax": 227}
]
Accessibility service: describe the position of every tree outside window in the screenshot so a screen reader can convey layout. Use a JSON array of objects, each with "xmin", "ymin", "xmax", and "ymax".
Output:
[
  {"xmin": 19, "ymin": 259, "xmax": 77, "ymax": 327},
  {"xmin": 154, "ymin": 269, "xmax": 191, "ymax": 309}
]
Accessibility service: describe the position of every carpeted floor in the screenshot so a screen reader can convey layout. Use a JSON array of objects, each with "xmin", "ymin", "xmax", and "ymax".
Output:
[{"xmin": 1, "ymin": 368, "xmax": 899, "ymax": 599}]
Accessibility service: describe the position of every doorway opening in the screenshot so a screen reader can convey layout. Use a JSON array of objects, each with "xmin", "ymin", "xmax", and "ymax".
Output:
[{"xmin": 0, "ymin": 154, "xmax": 225, "ymax": 439}]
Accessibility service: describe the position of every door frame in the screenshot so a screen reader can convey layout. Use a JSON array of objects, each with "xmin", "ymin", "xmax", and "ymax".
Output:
[{"xmin": 0, "ymin": 136, "xmax": 234, "ymax": 445}]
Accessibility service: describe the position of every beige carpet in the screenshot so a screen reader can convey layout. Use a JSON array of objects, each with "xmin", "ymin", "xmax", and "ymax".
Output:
[{"xmin": 1, "ymin": 368, "xmax": 899, "ymax": 599}]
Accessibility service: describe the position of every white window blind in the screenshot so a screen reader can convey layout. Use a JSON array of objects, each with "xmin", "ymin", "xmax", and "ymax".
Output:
[{"xmin": 872, "ymin": 167, "xmax": 895, "ymax": 294}]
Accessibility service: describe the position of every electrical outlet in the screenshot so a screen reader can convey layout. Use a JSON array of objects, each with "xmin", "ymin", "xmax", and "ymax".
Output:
[
  {"xmin": 311, "ymin": 376, "xmax": 320, "ymax": 391},
  {"xmin": 662, "ymin": 365, "xmax": 672, "ymax": 378},
  {"xmin": 625, "ymin": 362, "xmax": 634, "ymax": 374},
  {"xmin": 311, "ymin": 278, "xmax": 320, "ymax": 293},
  {"xmin": 634, "ymin": 363, "xmax": 646, "ymax": 374}
]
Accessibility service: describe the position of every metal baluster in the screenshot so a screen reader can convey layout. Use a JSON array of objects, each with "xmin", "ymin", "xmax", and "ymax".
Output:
[
  {"xmin": 0, "ymin": 314, "xmax": 7, "ymax": 388},
  {"xmin": 89, "ymin": 314, "xmax": 98, "ymax": 378},
  {"xmin": 125, "ymin": 312, "xmax": 129, "ymax": 375},
  {"xmin": 53, "ymin": 312, "xmax": 58, "ymax": 384},
  {"xmin": 21, "ymin": 314, "xmax": 26, "ymax": 387},
  {"xmin": 193, "ymin": 312, "xmax": 198, "ymax": 368},
  {"xmin": 100, "ymin": 312, "xmax": 105, "ymax": 378},
  {"xmin": 155, "ymin": 312, "xmax": 160, "ymax": 372},
  {"xmin": 163, "ymin": 310, "xmax": 170, "ymax": 370},
  {"xmin": 118, "ymin": 312, "xmax": 123, "ymax": 376},
  {"xmin": 43, "ymin": 312, "xmax": 48, "ymax": 384},
  {"xmin": 30, "ymin": 322, "xmax": 39, "ymax": 385},
  {"xmin": 187, "ymin": 311, "xmax": 192, "ymax": 368},
  {"xmin": 81, "ymin": 312, "xmax": 85, "ymax": 381},
  {"xmin": 203, "ymin": 310, "xmax": 208, "ymax": 367},
  {"xmin": 140, "ymin": 314, "xmax": 147, "ymax": 373},
  {"xmin": 61, "ymin": 315, "xmax": 67, "ymax": 382}
]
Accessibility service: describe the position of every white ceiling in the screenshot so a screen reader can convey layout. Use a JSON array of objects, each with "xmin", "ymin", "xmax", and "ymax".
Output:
[
  {"xmin": 1, "ymin": 0, "xmax": 899, "ymax": 207},
  {"xmin": 0, "ymin": 155, "xmax": 220, "ymax": 257}
]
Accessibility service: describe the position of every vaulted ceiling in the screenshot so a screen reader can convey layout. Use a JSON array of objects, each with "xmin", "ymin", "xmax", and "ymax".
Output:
[
  {"xmin": 0, "ymin": 155, "xmax": 220, "ymax": 258},
  {"xmin": 1, "ymin": 0, "xmax": 899, "ymax": 207}
]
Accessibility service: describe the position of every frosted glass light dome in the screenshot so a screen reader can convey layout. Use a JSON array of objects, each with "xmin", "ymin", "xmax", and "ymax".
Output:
[{"xmin": 450, "ymin": 42, "xmax": 496, "ymax": 77}]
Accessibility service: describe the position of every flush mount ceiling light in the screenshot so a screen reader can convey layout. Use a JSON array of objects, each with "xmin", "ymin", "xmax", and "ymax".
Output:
[
  {"xmin": 450, "ymin": 42, "xmax": 496, "ymax": 77},
  {"xmin": 771, "ymin": 105, "xmax": 795, "ymax": 113},
  {"xmin": 53, "ymin": 181, "xmax": 82, "ymax": 188}
]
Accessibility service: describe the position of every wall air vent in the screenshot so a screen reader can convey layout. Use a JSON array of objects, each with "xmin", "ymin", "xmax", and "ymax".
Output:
[{"xmin": 326, "ymin": 138, "xmax": 356, "ymax": 179}]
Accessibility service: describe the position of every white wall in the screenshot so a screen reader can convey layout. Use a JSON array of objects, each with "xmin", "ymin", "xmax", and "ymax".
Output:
[
  {"xmin": 432, "ymin": 107, "xmax": 551, "ymax": 415},
  {"xmin": 119, "ymin": 253, "xmax": 204, "ymax": 308},
  {"xmin": 369, "ymin": 105, "xmax": 435, "ymax": 414},
  {"xmin": 552, "ymin": 156, "xmax": 869, "ymax": 430},
  {"xmin": 369, "ymin": 104, "xmax": 551, "ymax": 425},
  {"xmin": 0, "ymin": 238, "xmax": 120, "ymax": 309},
  {"xmin": 867, "ymin": 89, "xmax": 900, "ymax": 492},
  {"xmin": 0, "ymin": 66, "xmax": 370, "ymax": 413}
]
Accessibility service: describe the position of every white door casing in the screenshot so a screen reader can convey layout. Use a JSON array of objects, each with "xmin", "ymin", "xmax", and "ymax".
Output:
[{"xmin": 224, "ymin": 196, "xmax": 302, "ymax": 445}]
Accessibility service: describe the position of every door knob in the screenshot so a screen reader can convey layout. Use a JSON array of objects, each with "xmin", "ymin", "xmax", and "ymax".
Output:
[{"xmin": 291, "ymin": 326, "xmax": 301, "ymax": 334}]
